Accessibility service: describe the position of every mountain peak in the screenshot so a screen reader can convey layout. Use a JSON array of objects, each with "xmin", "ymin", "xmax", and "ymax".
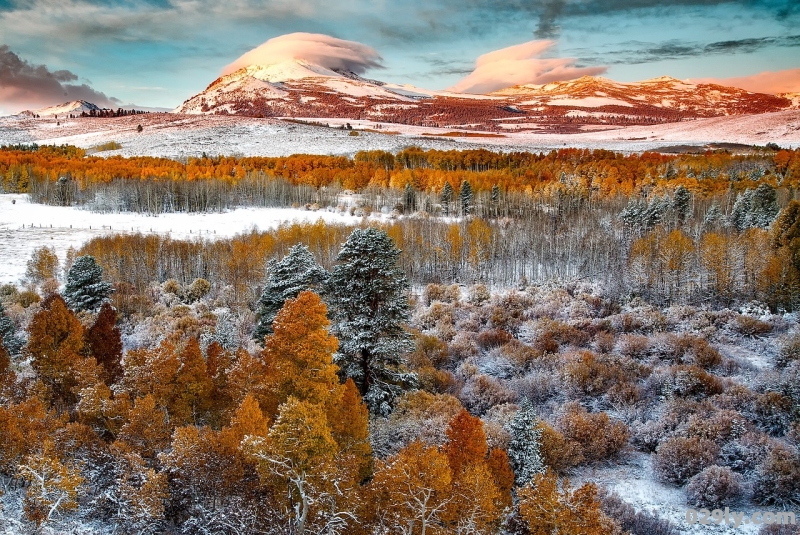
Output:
[
  {"xmin": 641, "ymin": 75, "xmax": 686, "ymax": 84},
  {"xmin": 20, "ymin": 100, "xmax": 102, "ymax": 117},
  {"xmin": 175, "ymin": 66, "xmax": 795, "ymax": 128}
]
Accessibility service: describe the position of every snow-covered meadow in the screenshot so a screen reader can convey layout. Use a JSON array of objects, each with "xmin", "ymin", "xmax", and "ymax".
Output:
[
  {"xmin": 0, "ymin": 194, "xmax": 366, "ymax": 284},
  {"xmin": 1, "ymin": 109, "xmax": 799, "ymax": 161}
]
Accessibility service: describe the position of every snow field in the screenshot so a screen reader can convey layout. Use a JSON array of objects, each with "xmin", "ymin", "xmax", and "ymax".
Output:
[
  {"xmin": 0, "ymin": 194, "xmax": 367, "ymax": 284},
  {"xmin": 2, "ymin": 110, "xmax": 799, "ymax": 161}
]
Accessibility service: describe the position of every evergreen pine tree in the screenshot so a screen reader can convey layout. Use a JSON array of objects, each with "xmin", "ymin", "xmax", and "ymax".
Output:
[
  {"xmin": 643, "ymin": 195, "xmax": 670, "ymax": 229},
  {"xmin": 731, "ymin": 189, "xmax": 754, "ymax": 231},
  {"xmin": 0, "ymin": 303, "xmax": 23, "ymax": 356},
  {"xmin": 703, "ymin": 204, "xmax": 723, "ymax": 227},
  {"xmin": 507, "ymin": 398, "xmax": 545, "ymax": 487},
  {"xmin": 749, "ymin": 183, "xmax": 779, "ymax": 229},
  {"xmin": 63, "ymin": 255, "xmax": 113, "ymax": 312},
  {"xmin": 441, "ymin": 182, "xmax": 454, "ymax": 216},
  {"xmin": 620, "ymin": 195, "xmax": 670, "ymax": 233},
  {"xmin": 327, "ymin": 228, "xmax": 416, "ymax": 416},
  {"xmin": 491, "ymin": 184, "xmax": 500, "ymax": 205},
  {"xmin": 460, "ymin": 180, "xmax": 473, "ymax": 216},
  {"xmin": 673, "ymin": 185, "xmax": 691, "ymax": 225},
  {"xmin": 619, "ymin": 199, "xmax": 646, "ymax": 232},
  {"xmin": 213, "ymin": 311, "xmax": 239, "ymax": 351},
  {"xmin": 202, "ymin": 310, "xmax": 240, "ymax": 352},
  {"xmin": 253, "ymin": 244, "xmax": 328, "ymax": 342}
]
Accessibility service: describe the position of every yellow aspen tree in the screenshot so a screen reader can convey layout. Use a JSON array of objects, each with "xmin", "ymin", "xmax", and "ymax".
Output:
[
  {"xmin": 371, "ymin": 440, "xmax": 453, "ymax": 535},
  {"xmin": 265, "ymin": 291, "xmax": 340, "ymax": 407}
]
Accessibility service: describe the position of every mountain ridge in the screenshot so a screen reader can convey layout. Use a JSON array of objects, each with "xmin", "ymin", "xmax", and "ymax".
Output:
[
  {"xmin": 172, "ymin": 59, "xmax": 797, "ymax": 132},
  {"xmin": 19, "ymin": 100, "xmax": 103, "ymax": 118}
]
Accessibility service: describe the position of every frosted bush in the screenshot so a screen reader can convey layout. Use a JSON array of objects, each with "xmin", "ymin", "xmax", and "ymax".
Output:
[
  {"xmin": 777, "ymin": 331, "xmax": 800, "ymax": 367},
  {"xmin": 416, "ymin": 302, "xmax": 454, "ymax": 330},
  {"xmin": 467, "ymin": 284, "xmax": 490, "ymax": 305},
  {"xmin": 459, "ymin": 373, "xmax": 517, "ymax": 415},
  {"xmin": 686, "ymin": 409, "xmax": 747, "ymax": 445},
  {"xmin": 599, "ymin": 489, "xmax": 677, "ymax": 535},
  {"xmin": 653, "ymin": 436, "xmax": 719, "ymax": 485},
  {"xmin": 556, "ymin": 402, "xmax": 630, "ymax": 463},
  {"xmin": 370, "ymin": 391, "xmax": 463, "ymax": 457},
  {"xmin": 594, "ymin": 331, "xmax": 616, "ymax": 353},
  {"xmin": 753, "ymin": 443, "xmax": 800, "ymax": 507},
  {"xmin": 475, "ymin": 347, "xmax": 516, "ymax": 379},
  {"xmin": 686, "ymin": 465, "xmax": 744, "ymax": 508},
  {"xmin": 509, "ymin": 371, "xmax": 562, "ymax": 406},
  {"xmin": 739, "ymin": 301, "xmax": 771, "ymax": 318},
  {"xmin": 618, "ymin": 334, "xmax": 651, "ymax": 359},
  {"xmin": 718, "ymin": 431, "xmax": 773, "ymax": 474},
  {"xmin": 448, "ymin": 331, "xmax": 479, "ymax": 362},
  {"xmin": 482, "ymin": 402, "xmax": 518, "ymax": 450}
]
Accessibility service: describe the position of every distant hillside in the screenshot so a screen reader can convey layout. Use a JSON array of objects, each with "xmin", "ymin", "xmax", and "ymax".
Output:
[
  {"xmin": 19, "ymin": 100, "xmax": 103, "ymax": 118},
  {"xmin": 174, "ymin": 61, "xmax": 796, "ymax": 132}
]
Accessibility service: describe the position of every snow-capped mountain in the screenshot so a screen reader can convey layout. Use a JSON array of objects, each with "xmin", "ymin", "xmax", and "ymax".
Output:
[
  {"xmin": 174, "ymin": 59, "xmax": 418, "ymax": 116},
  {"xmin": 493, "ymin": 76, "xmax": 792, "ymax": 117},
  {"xmin": 172, "ymin": 64, "xmax": 796, "ymax": 132},
  {"xmin": 19, "ymin": 100, "xmax": 103, "ymax": 117}
]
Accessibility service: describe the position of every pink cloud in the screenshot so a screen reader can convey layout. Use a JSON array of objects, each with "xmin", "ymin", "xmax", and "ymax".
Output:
[
  {"xmin": 691, "ymin": 68, "xmax": 800, "ymax": 95},
  {"xmin": 223, "ymin": 33, "xmax": 383, "ymax": 75},
  {"xmin": 448, "ymin": 40, "xmax": 607, "ymax": 94}
]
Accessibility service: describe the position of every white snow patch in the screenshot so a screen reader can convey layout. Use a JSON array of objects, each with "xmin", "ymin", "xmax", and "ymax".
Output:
[
  {"xmin": 0, "ymin": 194, "xmax": 368, "ymax": 284},
  {"xmin": 547, "ymin": 97, "xmax": 634, "ymax": 108}
]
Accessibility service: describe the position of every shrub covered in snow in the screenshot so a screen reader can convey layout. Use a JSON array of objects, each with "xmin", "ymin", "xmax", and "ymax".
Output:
[
  {"xmin": 653, "ymin": 436, "xmax": 720, "ymax": 485},
  {"xmin": 686, "ymin": 465, "xmax": 744, "ymax": 508},
  {"xmin": 599, "ymin": 489, "xmax": 677, "ymax": 535},
  {"xmin": 556, "ymin": 402, "xmax": 629, "ymax": 464},
  {"xmin": 752, "ymin": 443, "xmax": 800, "ymax": 507}
]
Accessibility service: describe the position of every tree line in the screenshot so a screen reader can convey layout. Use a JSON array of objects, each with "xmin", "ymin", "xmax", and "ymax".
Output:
[{"xmin": 3, "ymin": 145, "xmax": 799, "ymax": 213}]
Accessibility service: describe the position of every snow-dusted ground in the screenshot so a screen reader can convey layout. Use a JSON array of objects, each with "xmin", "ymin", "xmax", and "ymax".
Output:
[
  {"xmin": 0, "ymin": 194, "xmax": 366, "ymax": 284},
  {"xmin": 1, "ymin": 110, "xmax": 799, "ymax": 159},
  {"xmin": 577, "ymin": 452, "xmax": 769, "ymax": 534}
]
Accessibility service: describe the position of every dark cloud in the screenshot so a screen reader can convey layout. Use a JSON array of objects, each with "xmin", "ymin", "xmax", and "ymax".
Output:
[
  {"xmin": 570, "ymin": 33, "xmax": 800, "ymax": 65},
  {"xmin": 534, "ymin": 0, "xmax": 566, "ymax": 38},
  {"xmin": 548, "ymin": 0, "xmax": 797, "ymax": 32},
  {"xmin": 411, "ymin": 57, "xmax": 474, "ymax": 77},
  {"xmin": 448, "ymin": 0, "xmax": 798, "ymax": 40},
  {"xmin": 0, "ymin": 45, "xmax": 120, "ymax": 111},
  {"xmin": 704, "ymin": 34, "xmax": 800, "ymax": 53}
]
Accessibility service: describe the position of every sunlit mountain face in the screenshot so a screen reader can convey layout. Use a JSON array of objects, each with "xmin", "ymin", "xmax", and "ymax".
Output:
[{"xmin": 173, "ymin": 58, "xmax": 795, "ymax": 133}]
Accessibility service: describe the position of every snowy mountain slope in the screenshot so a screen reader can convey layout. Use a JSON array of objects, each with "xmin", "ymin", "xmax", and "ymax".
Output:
[
  {"xmin": 2, "ymin": 109, "xmax": 798, "ymax": 161},
  {"xmin": 174, "ymin": 59, "xmax": 416, "ymax": 116},
  {"xmin": 493, "ymin": 75, "xmax": 792, "ymax": 117},
  {"xmin": 18, "ymin": 100, "xmax": 103, "ymax": 117},
  {"xmin": 175, "ymin": 63, "xmax": 796, "ymax": 132}
]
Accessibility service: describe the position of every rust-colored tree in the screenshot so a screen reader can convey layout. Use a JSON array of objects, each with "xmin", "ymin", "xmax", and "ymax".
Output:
[{"xmin": 85, "ymin": 302, "xmax": 123, "ymax": 384}]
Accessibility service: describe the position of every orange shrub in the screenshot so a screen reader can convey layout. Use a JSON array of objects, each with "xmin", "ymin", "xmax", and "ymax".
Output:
[{"xmin": 556, "ymin": 403, "xmax": 629, "ymax": 464}]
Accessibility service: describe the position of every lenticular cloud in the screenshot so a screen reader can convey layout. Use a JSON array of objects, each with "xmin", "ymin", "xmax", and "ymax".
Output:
[
  {"xmin": 222, "ymin": 33, "xmax": 384, "ymax": 75},
  {"xmin": 449, "ymin": 40, "xmax": 606, "ymax": 94}
]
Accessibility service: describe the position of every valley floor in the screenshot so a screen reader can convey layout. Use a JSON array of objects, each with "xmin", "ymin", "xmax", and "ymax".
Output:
[
  {"xmin": 1, "ymin": 110, "xmax": 799, "ymax": 159},
  {"xmin": 0, "ymin": 194, "xmax": 366, "ymax": 284}
]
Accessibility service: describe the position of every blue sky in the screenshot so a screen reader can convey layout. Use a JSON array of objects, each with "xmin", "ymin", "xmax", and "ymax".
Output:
[{"xmin": 0, "ymin": 0, "xmax": 798, "ymax": 112}]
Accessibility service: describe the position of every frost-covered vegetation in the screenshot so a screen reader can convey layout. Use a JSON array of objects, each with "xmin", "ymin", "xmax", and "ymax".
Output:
[{"xmin": 1, "ymin": 146, "xmax": 800, "ymax": 534}]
